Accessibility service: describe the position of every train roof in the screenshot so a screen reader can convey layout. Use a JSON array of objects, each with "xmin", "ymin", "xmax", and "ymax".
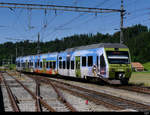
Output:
[
  {"xmin": 16, "ymin": 52, "xmax": 58, "ymax": 59},
  {"xmin": 16, "ymin": 43, "xmax": 128, "ymax": 59},
  {"xmin": 64, "ymin": 43, "xmax": 128, "ymax": 52}
]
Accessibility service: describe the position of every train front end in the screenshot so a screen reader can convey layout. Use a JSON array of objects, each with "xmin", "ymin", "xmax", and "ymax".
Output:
[{"xmin": 105, "ymin": 47, "xmax": 132, "ymax": 85}]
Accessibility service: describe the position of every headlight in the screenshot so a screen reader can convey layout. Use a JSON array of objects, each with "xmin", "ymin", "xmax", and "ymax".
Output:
[{"xmin": 118, "ymin": 73, "xmax": 125, "ymax": 79}]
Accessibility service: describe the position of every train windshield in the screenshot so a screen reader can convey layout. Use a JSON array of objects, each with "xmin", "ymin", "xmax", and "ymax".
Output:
[{"xmin": 106, "ymin": 51, "xmax": 130, "ymax": 64}]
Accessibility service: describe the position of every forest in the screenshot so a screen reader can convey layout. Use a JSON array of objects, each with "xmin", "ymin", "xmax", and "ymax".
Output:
[{"xmin": 0, "ymin": 24, "xmax": 149, "ymax": 65}]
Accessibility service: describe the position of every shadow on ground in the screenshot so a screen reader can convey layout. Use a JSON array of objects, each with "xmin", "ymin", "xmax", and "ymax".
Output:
[{"xmin": 0, "ymin": 85, "xmax": 4, "ymax": 112}]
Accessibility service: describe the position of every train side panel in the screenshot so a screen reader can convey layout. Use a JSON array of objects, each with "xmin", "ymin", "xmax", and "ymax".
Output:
[
  {"xmin": 58, "ymin": 52, "xmax": 69, "ymax": 77},
  {"xmin": 44, "ymin": 53, "xmax": 58, "ymax": 75},
  {"xmin": 57, "ymin": 47, "xmax": 109, "ymax": 79},
  {"xmin": 33, "ymin": 53, "xmax": 58, "ymax": 75},
  {"xmin": 16, "ymin": 43, "xmax": 132, "ymax": 85}
]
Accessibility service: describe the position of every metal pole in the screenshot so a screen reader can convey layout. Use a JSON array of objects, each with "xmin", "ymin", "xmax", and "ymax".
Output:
[
  {"xmin": 37, "ymin": 32, "xmax": 40, "ymax": 54},
  {"xmin": 16, "ymin": 45, "xmax": 17, "ymax": 58},
  {"xmin": 120, "ymin": 0, "xmax": 124, "ymax": 44}
]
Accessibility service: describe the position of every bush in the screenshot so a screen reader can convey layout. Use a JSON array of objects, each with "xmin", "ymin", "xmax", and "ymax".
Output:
[{"xmin": 143, "ymin": 62, "xmax": 150, "ymax": 71}]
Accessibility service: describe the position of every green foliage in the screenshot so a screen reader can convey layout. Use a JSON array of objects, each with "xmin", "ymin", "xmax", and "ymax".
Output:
[
  {"xmin": 0, "ymin": 24, "xmax": 149, "ymax": 65},
  {"xmin": 143, "ymin": 62, "xmax": 150, "ymax": 71}
]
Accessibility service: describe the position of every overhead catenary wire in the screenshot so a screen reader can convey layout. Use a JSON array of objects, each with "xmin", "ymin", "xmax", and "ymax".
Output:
[
  {"xmin": 0, "ymin": 2, "xmax": 123, "ymax": 13},
  {"xmin": 24, "ymin": 0, "xmax": 116, "ymax": 41},
  {"xmin": 2, "ymin": 8, "xmax": 36, "ymax": 42},
  {"xmin": 42, "ymin": 0, "xmax": 115, "ymax": 40},
  {"xmin": 0, "ymin": 0, "xmax": 144, "ymax": 43}
]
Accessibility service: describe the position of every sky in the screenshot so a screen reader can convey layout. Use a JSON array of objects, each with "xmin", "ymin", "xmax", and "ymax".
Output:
[{"xmin": 0, "ymin": 0, "xmax": 150, "ymax": 43}]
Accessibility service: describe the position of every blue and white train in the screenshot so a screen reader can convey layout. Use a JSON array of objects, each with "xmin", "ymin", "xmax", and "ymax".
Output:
[{"xmin": 16, "ymin": 43, "xmax": 132, "ymax": 85}]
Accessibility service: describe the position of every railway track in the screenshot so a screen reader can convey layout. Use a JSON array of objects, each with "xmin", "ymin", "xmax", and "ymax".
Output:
[
  {"xmin": 114, "ymin": 85, "xmax": 150, "ymax": 95},
  {"xmin": 1, "ymin": 73, "xmax": 20, "ymax": 112},
  {"xmin": 0, "ymin": 72, "xmax": 56, "ymax": 112},
  {"xmin": 25, "ymin": 74, "xmax": 150, "ymax": 112},
  {"xmin": 3, "ymin": 71, "xmax": 150, "ymax": 112},
  {"xmin": 0, "ymin": 72, "xmax": 76, "ymax": 112}
]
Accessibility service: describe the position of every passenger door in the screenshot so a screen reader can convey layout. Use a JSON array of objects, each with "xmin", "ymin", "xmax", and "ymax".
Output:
[
  {"xmin": 75, "ymin": 56, "xmax": 81, "ymax": 78},
  {"xmin": 43, "ymin": 59, "xmax": 46, "ymax": 73},
  {"xmin": 100, "ymin": 54, "xmax": 106, "ymax": 76}
]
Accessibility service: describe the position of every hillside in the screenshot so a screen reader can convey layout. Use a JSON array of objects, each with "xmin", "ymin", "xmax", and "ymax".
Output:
[{"xmin": 0, "ymin": 24, "xmax": 149, "ymax": 65}]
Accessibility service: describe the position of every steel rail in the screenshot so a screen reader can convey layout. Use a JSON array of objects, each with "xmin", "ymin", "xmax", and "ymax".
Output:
[
  {"xmin": 45, "ymin": 78, "xmax": 77, "ymax": 112},
  {"xmin": 13, "ymin": 72, "xmax": 77, "ymax": 112},
  {"xmin": 6, "ymin": 72, "xmax": 56, "ymax": 112},
  {"xmin": 35, "ymin": 80, "xmax": 42, "ymax": 112},
  {"xmin": 28, "ymin": 74, "xmax": 150, "ymax": 111},
  {"xmin": 0, "ymin": 73, "xmax": 20, "ymax": 112},
  {"xmin": 29, "ymin": 75, "xmax": 123, "ymax": 110},
  {"xmin": 116, "ymin": 86, "xmax": 150, "ymax": 95},
  {"xmin": 50, "ymin": 79, "xmax": 150, "ymax": 111},
  {"xmin": 54, "ymin": 82, "xmax": 124, "ymax": 110}
]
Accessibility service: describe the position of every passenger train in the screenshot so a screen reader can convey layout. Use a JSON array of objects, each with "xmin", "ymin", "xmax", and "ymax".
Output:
[{"xmin": 16, "ymin": 43, "xmax": 132, "ymax": 85}]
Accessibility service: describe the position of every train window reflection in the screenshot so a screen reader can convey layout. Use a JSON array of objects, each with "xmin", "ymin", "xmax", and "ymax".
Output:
[{"xmin": 106, "ymin": 51, "xmax": 130, "ymax": 64}]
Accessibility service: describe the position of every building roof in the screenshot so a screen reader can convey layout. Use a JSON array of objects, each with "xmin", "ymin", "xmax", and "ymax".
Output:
[{"xmin": 132, "ymin": 62, "xmax": 144, "ymax": 68}]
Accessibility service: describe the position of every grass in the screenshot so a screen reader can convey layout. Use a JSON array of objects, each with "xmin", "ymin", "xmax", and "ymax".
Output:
[
  {"xmin": 143, "ymin": 62, "xmax": 150, "ymax": 71},
  {"xmin": 129, "ymin": 72, "xmax": 150, "ymax": 87},
  {"xmin": 129, "ymin": 62, "xmax": 150, "ymax": 87},
  {"xmin": 0, "ymin": 64, "xmax": 16, "ymax": 71}
]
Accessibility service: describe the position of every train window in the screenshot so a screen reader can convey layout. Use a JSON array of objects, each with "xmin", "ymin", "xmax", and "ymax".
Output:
[
  {"xmin": 97, "ymin": 56, "xmax": 99, "ymax": 67},
  {"xmin": 37, "ymin": 61, "xmax": 39, "ymax": 67},
  {"xmin": 40, "ymin": 62, "xmax": 42, "ymax": 68},
  {"xmin": 47, "ymin": 62, "xmax": 49, "ymax": 68},
  {"xmin": 88, "ymin": 56, "xmax": 93, "ymax": 67},
  {"xmin": 100, "ymin": 55, "xmax": 106, "ymax": 75},
  {"xmin": 31, "ymin": 62, "xmax": 33, "ymax": 66},
  {"xmin": 46, "ymin": 62, "xmax": 48, "ymax": 68},
  {"xmin": 53, "ymin": 62, "xmax": 56, "ymax": 69},
  {"xmin": 82, "ymin": 57, "xmax": 86, "ymax": 67},
  {"xmin": 67, "ymin": 61, "xmax": 70, "ymax": 69},
  {"xmin": 71, "ymin": 61, "xmax": 74, "ymax": 70},
  {"xmin": 59, "ymin": 57, "xmax": 62, "ymax": 60},
  {"xmin": 106, "ymin": 51, "xmax": 130, "ymax": 64},
  {"xmin": 63, "ymin": 61, "xmax": 66, "ymax": 69},
  {"xmin": 59, "ymin": 61, "xmax": 62, "ymax": 69},
  {"xmin": 35, "ymin": 62, "xmax": 37, "ymax": 68},
  {"xmin": 17, "ymin": 62, "xmax": 20, "ymax": 67},
  {"xmin": 50, "ymin": 62, "xmax": 52, "ymax": 68},
  {"xmin": 29, "ymin": 60, "xmax": 31, "ymax": 66},
  {"xmin": 27, "ymin": 62, "xmax": 29, "ymax": 68},
  {"xmin": 100, "ymin": 55, "xmax": 106, "ymax": 68},
  {"xmin": 22, "ymin": 63, "xmax": 25, "ymax": 68}
]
